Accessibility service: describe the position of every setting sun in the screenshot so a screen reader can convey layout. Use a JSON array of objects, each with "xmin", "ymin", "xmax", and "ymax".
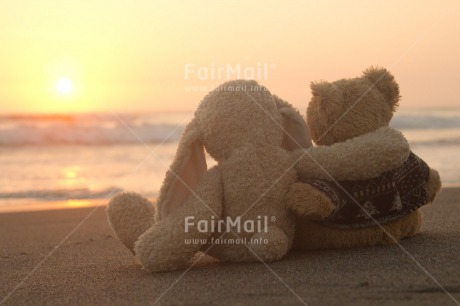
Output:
[{"xmin": 56, "ymin": 78, "xmax": 74, "ymax": 95}]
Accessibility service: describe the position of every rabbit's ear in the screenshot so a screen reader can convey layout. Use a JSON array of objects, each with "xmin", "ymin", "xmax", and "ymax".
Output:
[
  {"xmin": 279, "ymin": 106, "xmax": 312, "ymax": 150},
  {"xmin": 157, "ymin": 119, "xmax": 207, "ymax": 219}
]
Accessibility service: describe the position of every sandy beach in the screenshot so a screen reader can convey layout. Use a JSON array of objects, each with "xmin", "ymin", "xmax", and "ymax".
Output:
[{"xmin": 1, "ymin": 187, "xmax": 459, "ymax": 306}]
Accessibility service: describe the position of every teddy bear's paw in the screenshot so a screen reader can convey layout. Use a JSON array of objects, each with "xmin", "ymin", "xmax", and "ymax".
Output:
[
  {"xmin": 248, "ymin": 226, "xmax": 289, "ymax": 262},
  {"xmin": 106, "ymin": 192, "xmax": 156, "ymax": 254},
  {"xmin": 285, "ymin": 183, "xmax": 335, "ymax": 220},
  {"xmin": 134, "ymin": 224, "xmax": 191, "ymax": 272}
]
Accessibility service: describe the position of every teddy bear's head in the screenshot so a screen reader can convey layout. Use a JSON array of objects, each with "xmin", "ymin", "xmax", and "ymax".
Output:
[{"xmin": 306, "ymin": 67, "xmax": 400, "ymax": 146}]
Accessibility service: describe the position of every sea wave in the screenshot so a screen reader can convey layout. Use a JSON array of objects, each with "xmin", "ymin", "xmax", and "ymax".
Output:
[
  {"xmin": 0, "ymin": 187, "xmax": 123, "ymax": 201},
  {"xmin": 1, "ymin": 111, "xmax": 460, "ymax": 146},
  {"xmin": 391, "ymin": 114, "xmax": 460, "ymax": 130},
  {"xmin": 0, "ymin": 122, "xmax": 184, "ymax": 145},
  {"xmin": 409, "ymin": 137, "xmax": 460, "ymax": 147}
]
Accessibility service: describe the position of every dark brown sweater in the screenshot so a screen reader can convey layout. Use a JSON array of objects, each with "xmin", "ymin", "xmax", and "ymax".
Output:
[{"xmin": 301, "ymin": 152, "xmax": 430, "ymax": 229}]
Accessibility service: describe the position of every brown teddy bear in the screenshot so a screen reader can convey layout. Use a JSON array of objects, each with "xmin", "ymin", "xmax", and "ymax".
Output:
[{"xmin": 286, "ymin": 67, "xmax": 442, "ymax": 249}]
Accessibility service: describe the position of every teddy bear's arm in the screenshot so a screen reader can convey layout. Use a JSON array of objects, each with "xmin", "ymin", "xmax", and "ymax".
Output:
[
  {"xmin": 134, "ymin": 166, "xmax": 223, "ymax": 272},
  {"xmin": 285, "ymin": 182, "xmax": 335, "ymax": 220},
  {"xmin": 294, "ymin": 127, "xmax": 410, "ymax": 181}
]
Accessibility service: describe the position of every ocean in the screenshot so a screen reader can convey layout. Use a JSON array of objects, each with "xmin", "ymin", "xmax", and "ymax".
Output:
[{"xmin": 1, "ymin": 109, "xmax": 459, "ymax": 212}]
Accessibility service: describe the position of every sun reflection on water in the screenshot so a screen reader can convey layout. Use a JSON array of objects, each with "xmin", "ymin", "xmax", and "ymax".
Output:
[
  {"xmin": 65, "ymin": 199, "xmax": 94, "ymax": 208},
  {"xmin": 60, "ymin": 166, "xmax": 85, "ymax": 188}
]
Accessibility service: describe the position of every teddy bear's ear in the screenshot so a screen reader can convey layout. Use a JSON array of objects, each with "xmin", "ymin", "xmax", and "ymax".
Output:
[
  {"xmin": 362, "ymin": 66, "xmax": 400, "ymax": 109},
  {"xmin": 310, "ymin": 81, "xmax": 330, "ymax": 98},
  {"xmin": 309, "ymin": 81, "xmax": 343, "ymax": 117}
]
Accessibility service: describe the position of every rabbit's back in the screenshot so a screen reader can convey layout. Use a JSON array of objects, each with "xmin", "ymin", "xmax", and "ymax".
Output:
[
  {"xmin": 220, "ymin": 145, "xmax": 296, "ymax": 236},
  {"xmin": 204, "ymin": 145, "xmax": 296, "ymax": 262}
]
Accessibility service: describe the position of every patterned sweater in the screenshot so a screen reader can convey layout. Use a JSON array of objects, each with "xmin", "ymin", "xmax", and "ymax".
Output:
[{"xmin": 301, "ymin": 152, "xmax": 430, "ymax": 229}]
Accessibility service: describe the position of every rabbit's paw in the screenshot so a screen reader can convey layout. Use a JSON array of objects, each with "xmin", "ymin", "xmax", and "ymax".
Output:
[{"xmin": 106, "ymin": 192, "xmax": 155, "ymax": 253}]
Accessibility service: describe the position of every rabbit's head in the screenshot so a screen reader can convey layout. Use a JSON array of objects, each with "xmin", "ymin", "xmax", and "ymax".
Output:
[
  {"xmin": 157, "ymin": 80, "xmax": 311, "ymax": 218},
  {"xmin": 196, "ymin": 80, "xmax": 311, "ymax": 160}
]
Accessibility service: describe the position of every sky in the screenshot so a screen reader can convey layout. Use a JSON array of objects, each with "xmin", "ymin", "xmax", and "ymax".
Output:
[{"xmin": 0, "ymin": 1, "xmax": 459, "ymax": 114}]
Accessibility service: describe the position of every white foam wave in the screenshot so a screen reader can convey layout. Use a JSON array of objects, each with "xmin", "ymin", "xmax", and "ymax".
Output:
[
  {"xmin": 2, "ymin": 111, "xmax": 460, "ymax": 146},
  {"xmin": 391, "ymin": 114, "xmax": 460, "ymax": 130},
  {"xmin": 409, "ymin": 137, "xmax": 460, "ymax": 147},
  {"xmin": 0, "ymin": 122, "xmax": 184, "ymax": 145},
  {"xmin": 0, "ymin": 187, "xmax": 123, "ymax": 201}
]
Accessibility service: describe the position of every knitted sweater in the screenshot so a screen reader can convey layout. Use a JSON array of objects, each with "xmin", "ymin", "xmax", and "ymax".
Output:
[{"xmin": 301, "ymin": 152, "xmax": 430, "ymax": 229}]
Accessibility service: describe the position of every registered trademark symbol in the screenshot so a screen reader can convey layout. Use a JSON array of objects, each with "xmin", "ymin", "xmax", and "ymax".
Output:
[{"xmin": 270, "ymin": 216, "xmax": 276, "ymax": 222}]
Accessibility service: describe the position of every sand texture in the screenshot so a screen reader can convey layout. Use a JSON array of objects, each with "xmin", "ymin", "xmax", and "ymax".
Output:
[{"xmin": 1, "ymin": 188, "xmax": 459, "ymax": 305}]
